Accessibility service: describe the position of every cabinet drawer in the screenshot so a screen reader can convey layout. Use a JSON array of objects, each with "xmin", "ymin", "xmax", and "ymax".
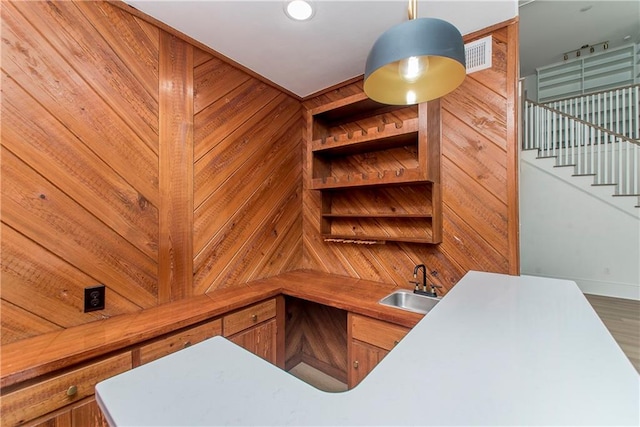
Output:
[
  {"xmin": 0, "ymin": 352, "xmax": 131, "ymax": 427},
  {"xmin": 223, "ymin": 299, "xmax": 276, "ymax": 337},
  {"xmin": 139, "ymin": 319, "xmax": 222, "ymax": 365},
  {"xmin": 350, "ymin": 314, "xmax": 410, "ymax": 351}
]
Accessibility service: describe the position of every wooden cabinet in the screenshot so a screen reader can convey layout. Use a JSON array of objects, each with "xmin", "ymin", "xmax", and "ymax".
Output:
[
  {"xmin": 0, "ymin": 353, "xmax": 131, "ymax": 427},
  {"xmin": 30, "ymin": 397, "xmax": 109, "ymax": 427},
  {"xmin": 137, "ymin": 318, "xmax": 222, "ymax": 365},
  {"xmin": 307, "ymin": 92, "xmax": 442, "ymax": 244},
  {"xmin": 228, "ymin": 318, "xmax": 277, "ymax": 364},
  {"xmin": 347, "ymin": 313, "xmax": 410, "ymax": 388},
  {"xmin": 67, "ymin": 398, "xmax": 109, "ymax": 427},
  {"xmin": 349, "ymin": 339, "xmax": 388, "ymax": 388},
  {"xmin": 2, "ymin": 297, "xmax": 286, "ymax": 426},
  {"xmin": 223, "ymin": 298, "xmax": 279, "ymax": 366}
]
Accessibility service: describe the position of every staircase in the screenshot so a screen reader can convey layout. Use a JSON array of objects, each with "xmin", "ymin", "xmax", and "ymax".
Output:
[{"xmin": 523, "ymin": 85, "xmax": 640, "ymax": 209}]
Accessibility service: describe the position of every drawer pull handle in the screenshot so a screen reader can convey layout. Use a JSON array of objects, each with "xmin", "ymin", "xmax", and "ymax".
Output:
[
  {"xmin": 393, "ymin": 340, "xmax": 400, "ymax": 346},
  {"xmin": 353, "ymin": 361, "xmax": 359, "ymax": 369},
  {"xmin": 66, "ymin": 385, "xmax": 78, "ymax": 397},
  {"xmin": 183, "ymin": 341, "xmax": 192, "ymax": 348},
  {"xmin": 251, "ymin": 314, "xmax": 258, "ymax": 322}
]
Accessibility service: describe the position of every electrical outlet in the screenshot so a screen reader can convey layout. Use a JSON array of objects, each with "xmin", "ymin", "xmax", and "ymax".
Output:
[{"xmin": 84, "ymin": 285, "xmax": 106, "ymax": 312}]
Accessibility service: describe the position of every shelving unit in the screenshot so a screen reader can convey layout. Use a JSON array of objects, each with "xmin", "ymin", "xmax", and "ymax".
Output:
[
  {"xmin": 307, "ymin": 93, "xmax": 442, "ymax": 244},
  {"xmin": 537, "ymin": 44, "xmax": 638, "ymax": 102}
]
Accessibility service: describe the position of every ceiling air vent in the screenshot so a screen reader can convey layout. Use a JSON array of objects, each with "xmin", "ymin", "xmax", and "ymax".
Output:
[{"xmin": 465, "ymin": 35, "xmax": 492, "ymax": 74}]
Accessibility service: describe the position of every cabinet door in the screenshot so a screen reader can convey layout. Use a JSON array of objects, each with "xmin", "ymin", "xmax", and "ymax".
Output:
[
  {"xmin": 348, "ymin": 340, "xmax": 388, "ymax": 388},
  {"xmin": 28, "ymin": 397, "xmax": 107, "ymax": 427},
  {"xmin": 31, "ymin": 411, "xmax": 72, "ymax": 427},
  {"xmin": 70, "ymin": 398, "xmax": 109, "ymax": 427},
  {"xmin": 228, "ymin": 318, "xmax": 277, "ymax": 365}
]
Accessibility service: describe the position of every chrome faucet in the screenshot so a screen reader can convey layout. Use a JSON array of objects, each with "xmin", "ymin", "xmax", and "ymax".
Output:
[{"xmin": 411, "ymin": 264, "xmax": 440, "ymax": 297}]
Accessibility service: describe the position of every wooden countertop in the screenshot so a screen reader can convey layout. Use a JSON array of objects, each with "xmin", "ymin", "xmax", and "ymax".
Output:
[{"xmin": 0, "ymin": 270, "xmax": 422, "ymax": 388}]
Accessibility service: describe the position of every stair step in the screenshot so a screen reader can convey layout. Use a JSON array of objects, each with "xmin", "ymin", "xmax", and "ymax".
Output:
[{"xmin": 525, "ymin": 155, "xmax": 638, "ymax": 212}]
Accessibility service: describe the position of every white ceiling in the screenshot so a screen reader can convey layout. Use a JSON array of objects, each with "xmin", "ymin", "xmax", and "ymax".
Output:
[
  {"xmin": 519, "ymin": 0, "xmax": 640, "ymax": 77},
  {"xmin": 123, "ymin": 0, "xmax": 639, "ymax": 97},
  {"xmin": 124, "ymin": 0, "xmax": 517, "ymax": 97}
]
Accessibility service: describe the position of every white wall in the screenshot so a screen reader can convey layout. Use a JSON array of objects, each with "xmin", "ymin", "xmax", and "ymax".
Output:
[
  {"xmin": 520, "ymin": 153, "xmax": 640, "ymax": 300},
  {"xmin": 522, "ymin": 73, "xmax": 537, "ymax": 102}
]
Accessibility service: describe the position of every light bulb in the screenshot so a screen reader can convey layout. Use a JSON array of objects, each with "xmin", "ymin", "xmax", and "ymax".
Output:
[
  {"xmin": 398, "ymin": 56, "xmax": 429, "ymax": 83},
  {"xmin": 406, "ymin": 90, "xmax": 417, "ymax": 105}
]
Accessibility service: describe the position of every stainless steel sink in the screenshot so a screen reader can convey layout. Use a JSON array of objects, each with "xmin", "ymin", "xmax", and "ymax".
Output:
[{"xmin": 379, "ymin": 290, "xmax": 440, "ymax": 315}]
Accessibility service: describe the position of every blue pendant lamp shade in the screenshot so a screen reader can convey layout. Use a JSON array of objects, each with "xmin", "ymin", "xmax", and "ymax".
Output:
[{"xmin": 364, "ymin": 18, "xmax": 466, "ymax": 105}]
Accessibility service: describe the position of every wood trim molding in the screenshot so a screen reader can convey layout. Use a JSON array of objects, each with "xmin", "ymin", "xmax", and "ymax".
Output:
[
  {"xmin": 159, "ymin": 33, "xmax": 194, "ymax": 302},
  {"xmin": 463, "ymin": 17, "xmax": 519, "ymax": 43},
  {"xmin": 506, "ymin": 20, "xmax": 520, "ymax": 275}
]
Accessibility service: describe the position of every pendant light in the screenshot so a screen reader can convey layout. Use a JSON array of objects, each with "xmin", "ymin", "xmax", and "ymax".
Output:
[{"xmin": 364, "ymin": 0, "xmax": 466, "ymax": 105}]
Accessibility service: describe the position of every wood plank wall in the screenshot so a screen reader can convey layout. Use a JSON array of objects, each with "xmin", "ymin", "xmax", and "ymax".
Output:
[
  {"xmin": 285, "ymin": 297, "xmax": 348, "ymax": 382},
  {"xmin": 1, "ymin": 1, "xmax": 303, "ymax": 345},
  {"xmin": 302, "ymin": 21, "xmax": 520, "ymax": 292}
]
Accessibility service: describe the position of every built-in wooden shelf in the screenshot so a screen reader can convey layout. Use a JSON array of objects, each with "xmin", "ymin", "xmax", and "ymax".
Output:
[
  {"xmin": 321, "ymin": 213, "xmax": 432, "ymax": 219},
  {"xmin": 311, "ymin": 119, "xmax": 419, "ymax": 156},
  {"xmin": 322, "ymin": 234, "xmax": 435, "ymax": 245},
  {"xmin": 311, "ymin": 168, "xmax": 429, "ymax": 190},
  {"xmin": 308, "ymin": 94, "xmax": 442, "ymax": 245}
]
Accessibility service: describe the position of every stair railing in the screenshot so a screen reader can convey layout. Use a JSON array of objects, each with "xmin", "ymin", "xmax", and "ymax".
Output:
[
  {"xmin": 544, "ymin": 84, "xmax": 640, "ymax": 141},
  {"xmin": 523, "ymin": 100, "xmax": 640, "ymax": 196}
]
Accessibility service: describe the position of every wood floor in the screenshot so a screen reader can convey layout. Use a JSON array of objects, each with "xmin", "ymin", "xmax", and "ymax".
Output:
[
  {"xmin": 585, "ymin": 294, "xmax": 640, "ymax": 373},
  {"xmin": 288, "ymin": 363, "xmax": 348, "ymax": 393}
]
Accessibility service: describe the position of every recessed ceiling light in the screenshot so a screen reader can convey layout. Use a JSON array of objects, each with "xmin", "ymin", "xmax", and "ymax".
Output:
[{"xmin": 285, "ymin": 0, "xmax": 314, "ymax": 21}]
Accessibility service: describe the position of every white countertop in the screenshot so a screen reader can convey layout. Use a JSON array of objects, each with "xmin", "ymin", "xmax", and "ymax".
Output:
[{"xmin": 96, "ymin": 271, "xmax": 640, "ymax": 426}]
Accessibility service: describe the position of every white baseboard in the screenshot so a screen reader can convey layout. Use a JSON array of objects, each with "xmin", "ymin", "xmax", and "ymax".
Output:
[
  {"xmin": 521, "ymin": 272, "xmax": 640, "ymax": 301},
  {"xmin": 577, "ymin": 278, "xmax": 640, "ymax": 301}
]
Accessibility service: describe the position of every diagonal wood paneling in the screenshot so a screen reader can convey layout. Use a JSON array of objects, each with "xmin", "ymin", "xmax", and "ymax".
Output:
[
  {"xmin": 74, "ymin": 1, "xmax": 160, "ymax": 102},
  {"xmin": 441, "ymin": 157, "xmax": 509, "ymax": 257},
  {"xmin": 194, "ymin": 146, "xmax": 302, "ymax": 293},
  {"xmin": 193, "ymin": 57, "xmax": 251, "ymax": 115},
  {"xmin": 1, "ymin": 148, "xmax": 158, "ymax": 307},
  {"xmin": 11, "ymin": 1, "xmax": 159, "ymax": 153},
  {"xmin": 2, "ymin": 0, "xmax": 520, "ymax": 349},
  {"xmin": 192, "ymin": 49, "xmax": 303, "ymax": 293},
  {"xmin": 1, "ymin": 0, "xmax": 304, "ymax": 344},
  {"xmin": 302, "ymin": 23, "xmax": 519, "ymax": 292},
  {"xmin": 0, "ymin": 300, "xmax": 59, "ymax": 345},
  {"xmin": 194, "ymin": 79, "xmax": 282, "ymax": 161},
  {"xmin": 1, "ymin": 2, "xmax": 159, "ymax": 205},
  {"xmin": 1, "ymin": 1, "xmax": 159, "ymax": 344},
  {"xmin": 285, "ymin": 298, "xmax": 347, "ymax": 382},
  {"xmin": 1, "ymin": 226, "xmax": 142, "ymax": 334},
  {"xmin": 193, "ymin": 93, "xmax": 296, "ymax": 207},
  {"xmin": 441, "ymin": 109, "xmax": 507, "ymax": 203},
  {"xmin": 1, "ymin": 73, "xmax": 159, "ymax": 259}
]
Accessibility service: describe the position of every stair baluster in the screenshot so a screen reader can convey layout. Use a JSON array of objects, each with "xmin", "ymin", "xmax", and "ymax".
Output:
[{"xmin": 523, "ymin": 88, "xmax": 640, "ymax": 203}]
